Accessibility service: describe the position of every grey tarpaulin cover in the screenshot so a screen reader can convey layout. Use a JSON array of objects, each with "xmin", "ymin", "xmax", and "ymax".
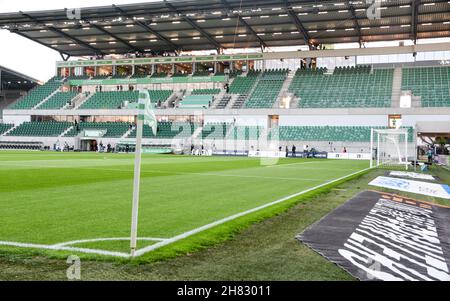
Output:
[{"xmin": 297, "ymin": 190, "xmax": 450, "ymax": 281}]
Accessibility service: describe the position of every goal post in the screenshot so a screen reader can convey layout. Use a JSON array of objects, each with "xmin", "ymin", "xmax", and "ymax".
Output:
[{"xmin": 370, "ymin": 128, "xmax": 413, "ymax": 170}]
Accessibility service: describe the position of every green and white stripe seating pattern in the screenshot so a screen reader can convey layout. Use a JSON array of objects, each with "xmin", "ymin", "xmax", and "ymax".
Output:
[
  {"xmin": 201, "ymin": 123, "xmax": 232, "ymax": 139},
  {"xmin": 192, "ymin": 89, "xmax": 221, "ymax": 95},
  {"xmin": 6, "ymin": 122, "xmax": 72, "ymax": 137},
  {"xmin": 229, "ymin": 71, "xmax": 260, "ymax": 94},
  {"xmin": 178, "ymin": 95, "xmax": 212, "ymax": 109},
  {"xmin": 227, "ymin": 126, "xmax": 263, "ymax": 140},
  {"xmin": 270, "ymin": 126, "xmax": 413, "ymax": 142},
  {"xmin": 79, "ymin": 91, "xmax": 140, "ymax": 109},
  {"xmin": 0, "ymin": 123, "xmax": 13, "ymax": 135},
  {"xmin": 244, "ymin": 69, "xmax": 288, "ymax": 108},
  {"xmin": 289, "ymin": 67, "xmax": 393, "ymax": 108},
  {"xmin": 37, "ymin": 91, "xmax": 78, "ymax": 110},
  {"xmin": 402, "ymin": 66, "xmax": 450, "ymax": 107},
  {"xmin": 9, "ymin": 79, "xmax": 62, "ymax": 110},
  {"xmin": 127, "ymin": 122, "xmax": 199, "ymax": 139},
  {"xmin": 64, "ymin": 122, "xmax": 131, "ymax": 138}
]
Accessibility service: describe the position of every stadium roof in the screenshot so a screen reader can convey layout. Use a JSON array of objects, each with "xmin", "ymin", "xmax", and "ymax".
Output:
[
  {"xmin": 0, "ymin": 0, "xmax": 449, "ymax": 57},
  {"xmin": 0, "ymin": 65, "xmax": 38, "ymax": 91}
]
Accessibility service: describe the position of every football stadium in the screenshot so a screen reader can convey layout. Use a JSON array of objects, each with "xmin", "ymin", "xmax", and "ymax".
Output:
[{"xmin": 0, "ymin": 0, "xmax": 449, "ymax": 284}]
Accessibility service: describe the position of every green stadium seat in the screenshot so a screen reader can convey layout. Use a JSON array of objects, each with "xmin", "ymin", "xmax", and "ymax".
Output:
[
  {"xmin": 9, "ymin": 78, "xmax": 62, "ymax": 110},
  {"xmin": 289, "ymin": 66, "xmax": 393, "ymax": 108},
  {"xmin": 37, "ymin": 92, "xmax": 78, "ymax": 110},
  {"xmin": 6, "ymin": 122, "xmax": 72, "ymax": 137},
  {"xmin": 64, "ymin": 122, "xmax": 130, "ymax": 138},
  {"xmin": 127, "ymin": 122, "xmax": 199, "ymax": 139},
  {"xmin": 401, "ymin": 66, "xmax": 450, "ymax": 107},
  {"xmin": 0, "ymin": 124, "xmax": 14, "ymax": 135}
]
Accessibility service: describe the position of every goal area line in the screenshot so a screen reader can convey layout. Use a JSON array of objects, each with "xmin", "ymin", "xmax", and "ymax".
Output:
[{"xmin": 0, "ymin": 167, "xmax": 372, "ymax": 259}]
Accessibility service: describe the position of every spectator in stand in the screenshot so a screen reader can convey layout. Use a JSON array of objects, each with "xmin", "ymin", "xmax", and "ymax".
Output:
[{"xmin": 343, "ymin": 147, "xmax": 347, "ymax": 153}]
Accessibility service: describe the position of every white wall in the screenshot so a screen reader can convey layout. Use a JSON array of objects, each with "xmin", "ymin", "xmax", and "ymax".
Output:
[
  {"xmin": 2, "ymin": 115, "xmax": 31, "ymax": 125},
  {"xmin": 204, "ymin": 115, "xmax": 268, "ymax": 127}
]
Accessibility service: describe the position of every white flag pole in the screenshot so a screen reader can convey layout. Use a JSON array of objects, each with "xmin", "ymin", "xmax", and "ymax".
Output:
[{"xmin": 130, "ymin": 109, "xmax": 144, "ymax": 257}]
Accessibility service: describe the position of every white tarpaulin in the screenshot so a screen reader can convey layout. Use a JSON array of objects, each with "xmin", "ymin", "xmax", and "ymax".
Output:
[
  {"xmin": 389, "ymin": 171, "xmax": 436, "ymax": 181},
  {"xmin": 369, "ymin": 176, "xmax": 450, "ymax": 199}
]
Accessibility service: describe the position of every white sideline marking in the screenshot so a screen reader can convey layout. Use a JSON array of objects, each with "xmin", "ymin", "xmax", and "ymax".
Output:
[
  {"xmin": 0, "ymin": 167, "xmax": 371, "ymax": 258},
  {"xmin": 133, "ymin": 167, "xmax": 372, "ymax": 257},
  {"xmin": 52, "ymin": 237, "xmax": 167, "ymax": 247}
]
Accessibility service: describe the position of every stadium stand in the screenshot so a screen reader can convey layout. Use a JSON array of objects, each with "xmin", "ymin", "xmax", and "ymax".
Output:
[
  {"xmin": 289, "ymin": 66, "xmax": 394, "ymax": 108},
  {"xmin": 244, "ymin": 69, "xmax": 288, "ymax": 108},
  {"xmin": 79, "ymin": 91, "xmax": 140, "ymax": 109},
  {"xmin": 228, "ymin": 126, "xmax": 263, "ymax": 140},
  {"xmin": 402, "ymin": 66, "xmax": 450, "ymax": 107},
  {"xmin": 271, "ymin": 126, "xmax": 414, "ymax": 142},
  {"xmin": 215, "ymin": 95, "xmax": 231, "ymax": 109},
  {"xmin": 6, "ymin": 121, "xmax": 72, "ymax": 137},
  {"xmin": 64, "ymin": 122, "xmax": 130, "ymax": 138},
  {"xmin": 229, "ymin": 71, "xmax": 260, "ymax": 94},
  {"xmin": 178, "ymin": 95, "xmax": 213, "ymax": 109},
  {"xmin": 127, "ymin": 122, "xmax": 199, "ymax": 139},
  {"xmin": 201, "ymin": 123, "xmax": 232, "ymax": 139},
  {"xmin": 192, "ymin": 89, "xmax": 221, "ymax": 95},
  {"xmin": 0, "ymin": 123, "xmax": 13, "ymax": 135},
  {"xmin": 8, "ymin": 79, "xmax": 62, "ymax": 109},
  {"xmin": 37, "ymin": 91, "xmax": 78, "ymax": 109}
]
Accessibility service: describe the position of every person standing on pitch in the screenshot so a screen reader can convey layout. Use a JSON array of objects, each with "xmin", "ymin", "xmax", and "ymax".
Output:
[{"xmin": 292, "ymin": 145, "xmax": 296, "ymax": 157}]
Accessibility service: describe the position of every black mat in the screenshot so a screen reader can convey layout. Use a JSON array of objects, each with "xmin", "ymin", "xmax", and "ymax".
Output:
[{"xmin": 297, "ymin": 190, "xmax": 450, "ymax": 281}]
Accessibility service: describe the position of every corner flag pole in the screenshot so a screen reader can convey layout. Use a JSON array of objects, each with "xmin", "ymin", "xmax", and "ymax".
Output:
[
  {"xmin": 130, "ymin": 90, "xmax": 157, "ymax": 257},
  {"xmin": 130, "ymin": 113, "xmax": 143, "ymax": 257}
]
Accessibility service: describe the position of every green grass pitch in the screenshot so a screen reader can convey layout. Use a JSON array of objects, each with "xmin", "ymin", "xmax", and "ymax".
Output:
[{"xmin": 0, "ymin": 151, "xmax": 369, "ymax": 261}]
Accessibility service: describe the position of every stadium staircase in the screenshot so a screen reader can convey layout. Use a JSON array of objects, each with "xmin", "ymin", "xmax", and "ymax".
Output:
[
  {"xmin": 73, "ymin": 93, "xmax": 95, "ymax": 109},
  {"xmin": 0, "ymin": 123, "xmax": 16, "ymax": 136},
  {"xmin": 391, "ymin": 67, "xmax": 403, "ymax": 108},
  {"xmin": 121, "ymin": 126, "xmax": 135, "ymax": 139},
  {"xmin": 32, "ymin": 89, "xmax": 60, "ymax": 110},
  {"xmin": 191, "ymin": 126, "xmax": 203, "ymax": 140},
  {"xmin": 211, "ymin": 90, "xmax": 227, "ymax": 108},
  {"xmin": 273, "ymin": 70, "xmax": 295, "ymax": 108},
  {"xmin": 59, "ymin": 125, "xmax": 74, "ymax": 137},
  {"xmin": 37, "ymin": 91, "xmax": 78, "ymax": 110},
  {"xmin": 401, "ymin": 66, "xmax": 450, "ymax": 107},
  {"xmin": 8, "ymin": 78, "xmax": 62, "ymax": 110}
]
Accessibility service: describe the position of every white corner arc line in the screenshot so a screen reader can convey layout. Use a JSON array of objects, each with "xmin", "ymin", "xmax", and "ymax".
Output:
[
  {"xmin": 133, "ymin": 167, "xmax": 372, "ymax": 257},
  {"xmin": 0, "ymin": 240, "xmax": 130, "ymax": 258}
]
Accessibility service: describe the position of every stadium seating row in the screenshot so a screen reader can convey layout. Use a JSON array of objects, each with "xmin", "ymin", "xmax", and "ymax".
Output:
[
  {"xmin": 9, "ymin": 78, "xmax": 62, "ymax": 110},
  {"xmin": 64, "ymin": 122, "xmax": 131, "ymax": 138},
  {"xmin": 0, "ymin": 122, "xmax": 414, "ymax": 143},
  {"xmin": 5, "ymin": 122, "xmax": 72, "ymax": 137},
  {"xmin": 289, "ymin": 68, "xmax": 394, "ymax": 108},
  {"xmin": 402, "ymin": 66, "xmax": 450, "ymax": 107},
  {"xmin": 270, "ymin": 126, "xmax": 414, "ymax": 142},
  {"xmin": 37, "ymin": 92, "xmax": 78, "ymax": 110}
]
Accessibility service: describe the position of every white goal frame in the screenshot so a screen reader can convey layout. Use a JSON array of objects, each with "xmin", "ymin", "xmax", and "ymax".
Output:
[{"xmin": 370, "ymin": 128, "xmax": 410, "ymax": 170}]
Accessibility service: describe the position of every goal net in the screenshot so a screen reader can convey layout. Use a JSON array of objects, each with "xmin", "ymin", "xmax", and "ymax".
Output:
[{"xmin": 370, "ymin": 128, "xmax": 413, "ymax": 170}]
